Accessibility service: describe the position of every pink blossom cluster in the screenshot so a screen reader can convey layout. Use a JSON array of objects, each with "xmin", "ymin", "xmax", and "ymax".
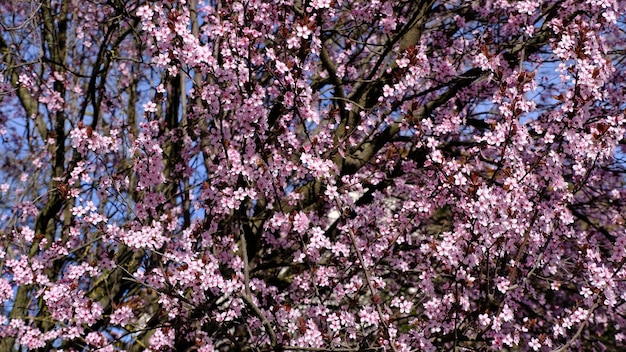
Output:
[{"xmin": 1, "ymin": 0, "xmax": 626, "ymax": 351}]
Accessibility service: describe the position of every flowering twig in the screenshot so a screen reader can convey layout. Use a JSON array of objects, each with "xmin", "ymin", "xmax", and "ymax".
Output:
[{"xmin": 347, "ymin": 228, "xmax": 398, "ymax": 352}]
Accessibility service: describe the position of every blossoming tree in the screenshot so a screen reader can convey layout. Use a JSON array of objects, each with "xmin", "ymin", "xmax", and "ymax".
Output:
[{"xmin": 1, "ymin": 0, "xmax": 626, "ymax": 350}]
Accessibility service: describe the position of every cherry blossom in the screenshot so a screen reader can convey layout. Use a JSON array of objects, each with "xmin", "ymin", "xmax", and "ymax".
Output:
[{"xmin": 1, "ymin": 0, "xmax": 626, "ymax": 351}]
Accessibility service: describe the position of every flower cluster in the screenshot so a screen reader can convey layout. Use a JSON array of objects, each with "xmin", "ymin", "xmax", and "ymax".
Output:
[{"xmin": 2, "ymin": 0, "xmax": 626, "ymax": 351}]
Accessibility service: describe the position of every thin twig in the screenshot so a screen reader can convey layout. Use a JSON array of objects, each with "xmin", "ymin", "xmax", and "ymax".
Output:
[
  {"xmin": 550, "ymin": 300, "xmax": 599, "ymax": 352},
  {"xmin": 240, "ymin": 226, "xmax": 280, "ymax": 349},
  {"xmin": 347, "ymin": 228, "xmax": 399, "ymax": 352}
]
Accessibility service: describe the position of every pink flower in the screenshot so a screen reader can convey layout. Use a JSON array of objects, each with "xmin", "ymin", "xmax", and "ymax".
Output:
[
  {"xmin": 0, "ymin": 278, "xmax": 12, "ymax": 303},
  {"xmin": 528, "ymin": 337, "xmax": 541, "ymax": 351},
  {"xmin": 85, "ymin": 331, "xmax": 106, "ymax": 347},
  {"xmin": 295, "ymin": 24, "xmax": 311, "ymax": 39},
  {"xmin": 110, "ymin": 305, "xmax": 135, "ymax": 326},
  {"xmin": 149, "ymin": 328, "xmax": 175, "ymax": 349},
  {"xmin": 358, "ymin": 306, "xmax": 379, "ymax": 327}
]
